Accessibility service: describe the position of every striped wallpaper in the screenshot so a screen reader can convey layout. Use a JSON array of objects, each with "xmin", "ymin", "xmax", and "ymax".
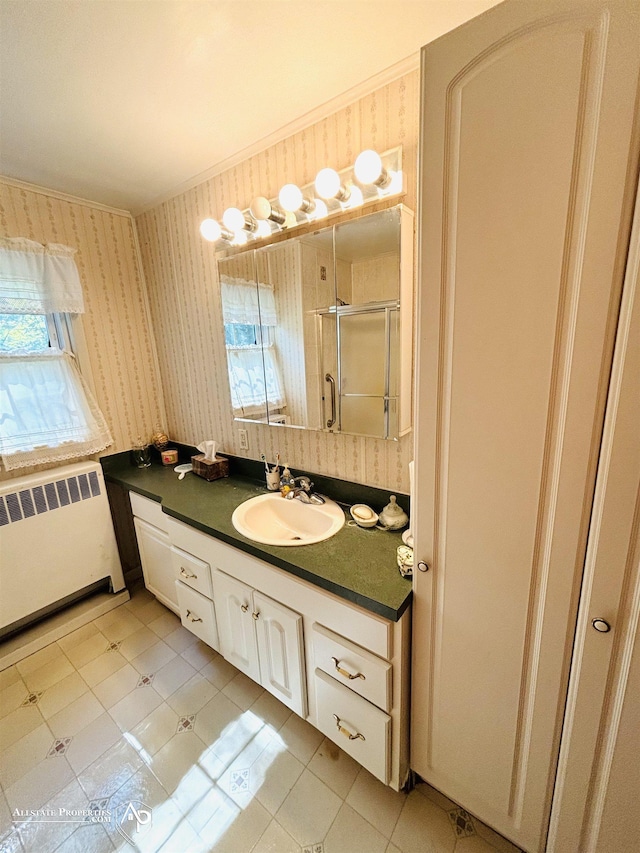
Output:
[{"xmin": 136, "ymin": 69, "xmax": 419, "ymax": 493}]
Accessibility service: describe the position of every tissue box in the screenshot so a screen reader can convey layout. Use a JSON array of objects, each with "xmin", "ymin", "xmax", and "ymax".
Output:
[{"xmin": 191, "ymin": 454, "xmax": 230, "ymax": 482}]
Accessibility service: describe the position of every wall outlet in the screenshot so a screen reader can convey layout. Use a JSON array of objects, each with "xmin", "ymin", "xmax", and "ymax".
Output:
[{"xmin": 238, "ymin": 428, "xmax": 249, "ymax": 451}]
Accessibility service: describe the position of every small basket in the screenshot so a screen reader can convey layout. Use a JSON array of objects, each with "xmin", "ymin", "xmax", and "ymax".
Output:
[{"xmin": 191, "ymin": 454, "xmax": 230, "ymax": 482}]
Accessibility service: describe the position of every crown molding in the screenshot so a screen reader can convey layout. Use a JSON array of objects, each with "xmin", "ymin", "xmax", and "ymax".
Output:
[
  {"xmin": 134, "ymin": 52, "xmax": 420, "ymax": 218},
  {"xmin": 0, "ymin": 176, "xmax": 132, "ymax": 218}
]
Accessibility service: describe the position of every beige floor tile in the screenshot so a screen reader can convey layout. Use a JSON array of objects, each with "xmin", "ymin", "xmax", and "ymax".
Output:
[
  {"xmin": 199, "ymin": 796, "xmax": 270, "ymax": 853},
  {"xmin": 55, "ymin": 822, "xmax": 115, "ymax": 853},
  {"xmin": 124, "ymin": 585, "xmax": 155, "ymax": 609},
  {"xmin": 276, "ymin": 768, "xmax": 342, "ymax": 847},
  {"xmin": 165, "ymin": 673, "xmax": 218, "ymax": 716},
  {"xmin": 474, "ymin": 821, "xmax": 523, "ymax": 853},
  {"xmin": 108, "ymin": 683, "xmax": 163, "ymax": 732},
  {"xmin": 346, "ymin": 767, "xmax": 406, "ymax": 839},
  {"xmin": 181, "ymin": 640, "xmax": 217, "ymax": 671},
  {"xmin": 199, "ymin": 696, "xmax": 260, "ymax": 761},
  {"xmin": 456, "ymin": 836, "xmax": 506, "ymax": 853},
  {"xmin": 157, "ymin": 813, "xmax": 201, "ymax": 853},
  {"xmin": 147, "ymin": 730, "xmax": 208, "ymax": 795},
  {"xmin": 64, "ymin": 631, "xmax": 110, "ymax": 669},
  {"xmin": 129, "ymin": 639, "xmax": 177, "ymax": 675},
  {"xmin": 163, "ymin": 624, "xmax": 199, "ymax": 654},
  {"xmin": 0, "ymin": 721, "xmax": 51, "ymax": 787},
  {"xmin": 77, "ymin": 738, "xmax": 143, "ymax": 800},
  {"xmin": 78, "ymin": 649, "xmax": 127, "ymax": 688},
  {"xmin": 104, "ymin": 764, "xmax": 176, "ymax": 848},
  {"xmin": 56, "ymin": 621, "xmax": 101, "ymax": 653},
  {"xmin": 4, "ymin": 753, "xmax": 74, "ymax": 813},
  {"xmin": 0, "ymin": 788, "xmax": 12, "ymax": 837},
  {"xmin": 64, "ymin": 712, "xmax": 122, "ymax": 775},
  {"xmin": 48, "ymin": 691, "xmax": 104, "ymax": 739},
  {"xmin": 100, "ymin": 611, "xmax": 144, "ymax": 643},
  {"xmin": 118, "ymin": 626, "xmax": 158, "ymax": 661},
  {"xmin": 308, "ymin": 737, "xmax": 360, "ymax": 800},
  {"xmin": 15, "ymin": 643, "xmax": 63, "ymax": 676},
  {"xmin": 222, "ymin": 671, "xmax": 264, "ymax": 711},
  {"xmin": 250, "ymin": 690, "xmax": 292, "ymax": 732},
  {"xmin": 0, "ymin": 679, "xmax": 28, "ymax": 720},
  {"xmin": 200, "ymin": 653, "xmax": 239, "ymax": 690},
  {"xmin": 37, "ymin": 671, "xmax": 89, "ymax": 720},
  {"xmin": 152, "ymin": 655, "xmax": 198, "ymax": 700},
  {"xmin": 133, "ymin": 598, "xmax": 171, "ymax": 626},
  {"xmin": 415, "ymin": 780, "xmax": 459, "ymax": 812},
  {"xmin": 386, "ymin": 843, "xmax": 402, "ymax": 853},
  {"xmin": 171, "ymin": 761, "xmax": 222, "ymax": 819},
  {"xmin": 131, "ymin": 702, "xmax": 180, "ymax": 757},
  {"xmin": 391, "ymin": 789, "xmax": 457, "ymax": 853},
  {"xmin": 245, "ymin": 736, "xmax": 304, "ymax": 816},
  {"xmin": 251, "ymin": 819, "xmax": 300, "ymax": 853},
  {"xmin": 182, "ymin": 781, "xmax": 236, "ymax": 836},
  {"xmin": 21, "ymin": 654, "xmax": 74, "ymax": 693},
  {"xmin": 324, "ymin": 802, "xmax": 388, "ymax": 853},
  {"xmin": 278, "ymin": 713, "xmax": 324, "ymax": 765},
  {"xmin": 0, "ymin": 665, "xmax": 21, "ymax": 691},
  {"xmin": 92, "ymin": 662, "xmax": 141, "ymax": 709},
  {"xmin": 148, "ymin": 610, "xmax": 181, "ymax": 639},
  {"xmin": 16, "ymin": 777, "xmax": 89, "ymax": 853}
]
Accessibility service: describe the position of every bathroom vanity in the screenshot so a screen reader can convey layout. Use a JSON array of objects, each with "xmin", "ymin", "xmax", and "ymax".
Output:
[{"xmin": 104, "ymin": 457, "xmax": 412, "ymax": 791}]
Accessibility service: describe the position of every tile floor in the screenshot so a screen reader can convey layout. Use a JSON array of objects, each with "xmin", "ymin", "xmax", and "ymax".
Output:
[{"xmin": 0, "ymin": 586, "xmax": 522, "ymax": 853}]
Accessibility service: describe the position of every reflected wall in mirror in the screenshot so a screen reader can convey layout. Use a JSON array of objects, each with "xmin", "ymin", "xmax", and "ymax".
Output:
[{"xmin": 217, "ymin": 204, "xmax": 413, "ymax": 440}]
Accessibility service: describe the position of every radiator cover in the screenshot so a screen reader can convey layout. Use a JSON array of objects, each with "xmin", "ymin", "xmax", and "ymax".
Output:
[{"xmin": 0, "ymin": 461, "xmax": 125, "ymax": 633}]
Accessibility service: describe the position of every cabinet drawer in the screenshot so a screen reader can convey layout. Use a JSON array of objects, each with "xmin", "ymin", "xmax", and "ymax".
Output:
[
  {"xmin": 171, "ymin": 546, "xmax": 212, "ymax": 598},
  {"xmin": 314, "ymin": 669, "xmax": 390, "ymax": 785},
  {"xmin": 130, "ymin": 492, "xmax": 168, "ymax": 532},
  {"xmin": 313, "ymin": 623, "xmax": 392, "ymax": 712},
  {"xmin": 175, "ymin": 581, "xmax": 219, "ymax": 651}
]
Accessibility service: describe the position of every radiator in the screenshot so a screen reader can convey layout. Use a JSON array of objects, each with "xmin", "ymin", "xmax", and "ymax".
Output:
[{"xmin": 0, "ymin": 461, "xmax": 125, "ymax": 636}]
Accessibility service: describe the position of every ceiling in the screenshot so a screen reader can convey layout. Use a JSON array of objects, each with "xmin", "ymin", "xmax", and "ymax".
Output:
[{"xmin": 0, "ymin": 0, "xmax": 501, "ymax": 215}]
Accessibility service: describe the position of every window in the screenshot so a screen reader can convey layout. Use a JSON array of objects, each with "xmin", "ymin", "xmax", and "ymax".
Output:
[
  {"xmin": 0, "ymin": 239, "xmax": 112, "ymax": 471},
  {"xmin": 220, "ymin": 275, "xmax": 286, "ymax": 418}
]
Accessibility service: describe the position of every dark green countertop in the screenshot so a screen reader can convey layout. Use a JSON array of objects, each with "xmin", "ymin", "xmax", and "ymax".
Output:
[{"xmin": 102, "ymin": 456, "xmax": 412, "ymax": 622}]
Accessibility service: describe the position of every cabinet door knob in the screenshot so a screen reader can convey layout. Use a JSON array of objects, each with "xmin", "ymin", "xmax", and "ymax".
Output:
[
  {"xmin": 252, "ymin": 611, "xmax": 260, "ymax": 620},
  {"xmin": 240, "ymin": 603, "xmax": 249, "ymax": 613},
  {"xmin": 417, "ymin": 561, "xmax": 430, "ymax": 573},
  {"xmin": 592, "ymin": 617, "xmax": 611, "ymax": 633}
]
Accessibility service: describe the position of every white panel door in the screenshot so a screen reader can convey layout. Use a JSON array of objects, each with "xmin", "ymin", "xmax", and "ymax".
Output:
[
  {"xmin": 547, "ymin": 181, "xmax": 640, "ymax": 853},
  {"xmin": 412, "ymin": 1, "xmax": 640, "ymax": 850},
  {"xmin": 134, "ymin": 517, "xmax": 179, "ymax": 614},
  {"xmin": 213, "ymin": 569, "xmax": 261, "ymax": 682},
  {"xmin": 254, "ymin": 591, "xmax": 307, "ymax": 717}
]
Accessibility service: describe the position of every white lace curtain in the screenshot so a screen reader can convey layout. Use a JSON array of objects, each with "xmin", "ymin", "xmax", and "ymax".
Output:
[
  {"xmin": 0, "ymin": 238, "xmax": 85, "ymax": 314},
  {"xmin": 220, "ymin": 275, "xmax": 277, "ymax": 326},
  {"xmin": 0, "ymin": 238, "xmax": 113, "ymax": 470}
]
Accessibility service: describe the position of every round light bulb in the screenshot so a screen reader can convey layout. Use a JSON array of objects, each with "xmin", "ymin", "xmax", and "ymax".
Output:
[
  {"xmin": 231, "ymin": 230, "xmax": 248, "ymax": 246},
  {"xmin": 222, "ymin": 207, "xmax": 247, "ymax": 232},
  {"xmin": 354, "ymin": 149, "xmax": 383, "ymax": 184},
  {"xmin": 279, "ymin": 184, "xmax": 304, "ymax": 212},
  {"xmin": 249, "ymin": 196, "xmax": 286, "ymax": 225},
  {"xmin": 199, "ymin": 218, "xmax": 222, "ymax": 242},
  {"xmin": 315, "ymin": 168, "xmax": 342, "ymax": 200},
  {"xmin": 309, "ymin": 199, "xmax": 328, "ymax": 220},
  {"xmin": 344, "ymin": 185, "xmax": 364, "ymax": 209},
  {"xmin": 255, "ymin": 220, "xmax": 272, "ymax": 238}
]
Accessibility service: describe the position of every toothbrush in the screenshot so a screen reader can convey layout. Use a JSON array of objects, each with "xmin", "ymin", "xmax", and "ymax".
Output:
[
  {"xmin": 261, "ymin": 454, "xmax": 270, "ymax": 475},
  {"xmin": 273, "ymin": 452, "xmax": 280, "ymax": 473}
]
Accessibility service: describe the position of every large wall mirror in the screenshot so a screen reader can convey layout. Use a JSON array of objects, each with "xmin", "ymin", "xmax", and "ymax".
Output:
[{"xmin": 217, "ymin": 204, "xmax": 413, "ymax": 440}]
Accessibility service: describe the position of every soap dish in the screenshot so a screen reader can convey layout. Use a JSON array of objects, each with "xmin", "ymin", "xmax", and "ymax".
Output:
[{"xmin": 350, "ymin": 504, "xmax": 379, "ymax": 528}]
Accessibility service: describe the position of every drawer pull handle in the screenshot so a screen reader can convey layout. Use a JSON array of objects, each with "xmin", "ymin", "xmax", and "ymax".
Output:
[
  {"xmin": 252, "ymin": 611, "xmax": 260, "ymax": 621},
  {"xmin": 186, "ymin": 609, "xmax": 203, "ymax": 623},
  {"xmin": 180, "ymin": 567, "xmax": 197, "ymax": 579},
  {"xmin": 331, "ymin": 657, "xmax": 365, "ymax": 681},
  {"xmin": 240, "ymin": 604, "xmax": 249, "ymax": 613},
  {"xmin": 333, "ymin": 714, "xmax": 365, "ymax": 742}
]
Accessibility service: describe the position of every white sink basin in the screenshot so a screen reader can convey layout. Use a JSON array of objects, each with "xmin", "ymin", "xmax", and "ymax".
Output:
[{"xmin": 232, "ymin": 492, "xmax": 345, "ymax": 546}]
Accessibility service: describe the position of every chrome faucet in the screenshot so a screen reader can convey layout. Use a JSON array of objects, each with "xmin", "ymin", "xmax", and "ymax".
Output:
[{"xmin": 285, "ymin": 476, "xmax": 325, "ymax": 504}]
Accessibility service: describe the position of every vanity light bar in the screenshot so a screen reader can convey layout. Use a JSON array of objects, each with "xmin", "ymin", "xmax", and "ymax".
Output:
[{"xmin": 199, "ymin": 145, "xmax": 403, "ymax": 245}]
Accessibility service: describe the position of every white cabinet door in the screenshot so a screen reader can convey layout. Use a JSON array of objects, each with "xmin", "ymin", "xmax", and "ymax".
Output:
[
  {"xmin": 133, "ymin": 517, "xmax": 179, "ymax": 614},
  {"xmin": 254, "ymin": 591, "xmax": 307, "ymax": 717},
  {"xmin": 213, "ymin": 570, "xmax": 261, "ymax": 682},
  {"xmin": 412, "ymin": 1, "xmax": 640, "ymax": 850}
]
